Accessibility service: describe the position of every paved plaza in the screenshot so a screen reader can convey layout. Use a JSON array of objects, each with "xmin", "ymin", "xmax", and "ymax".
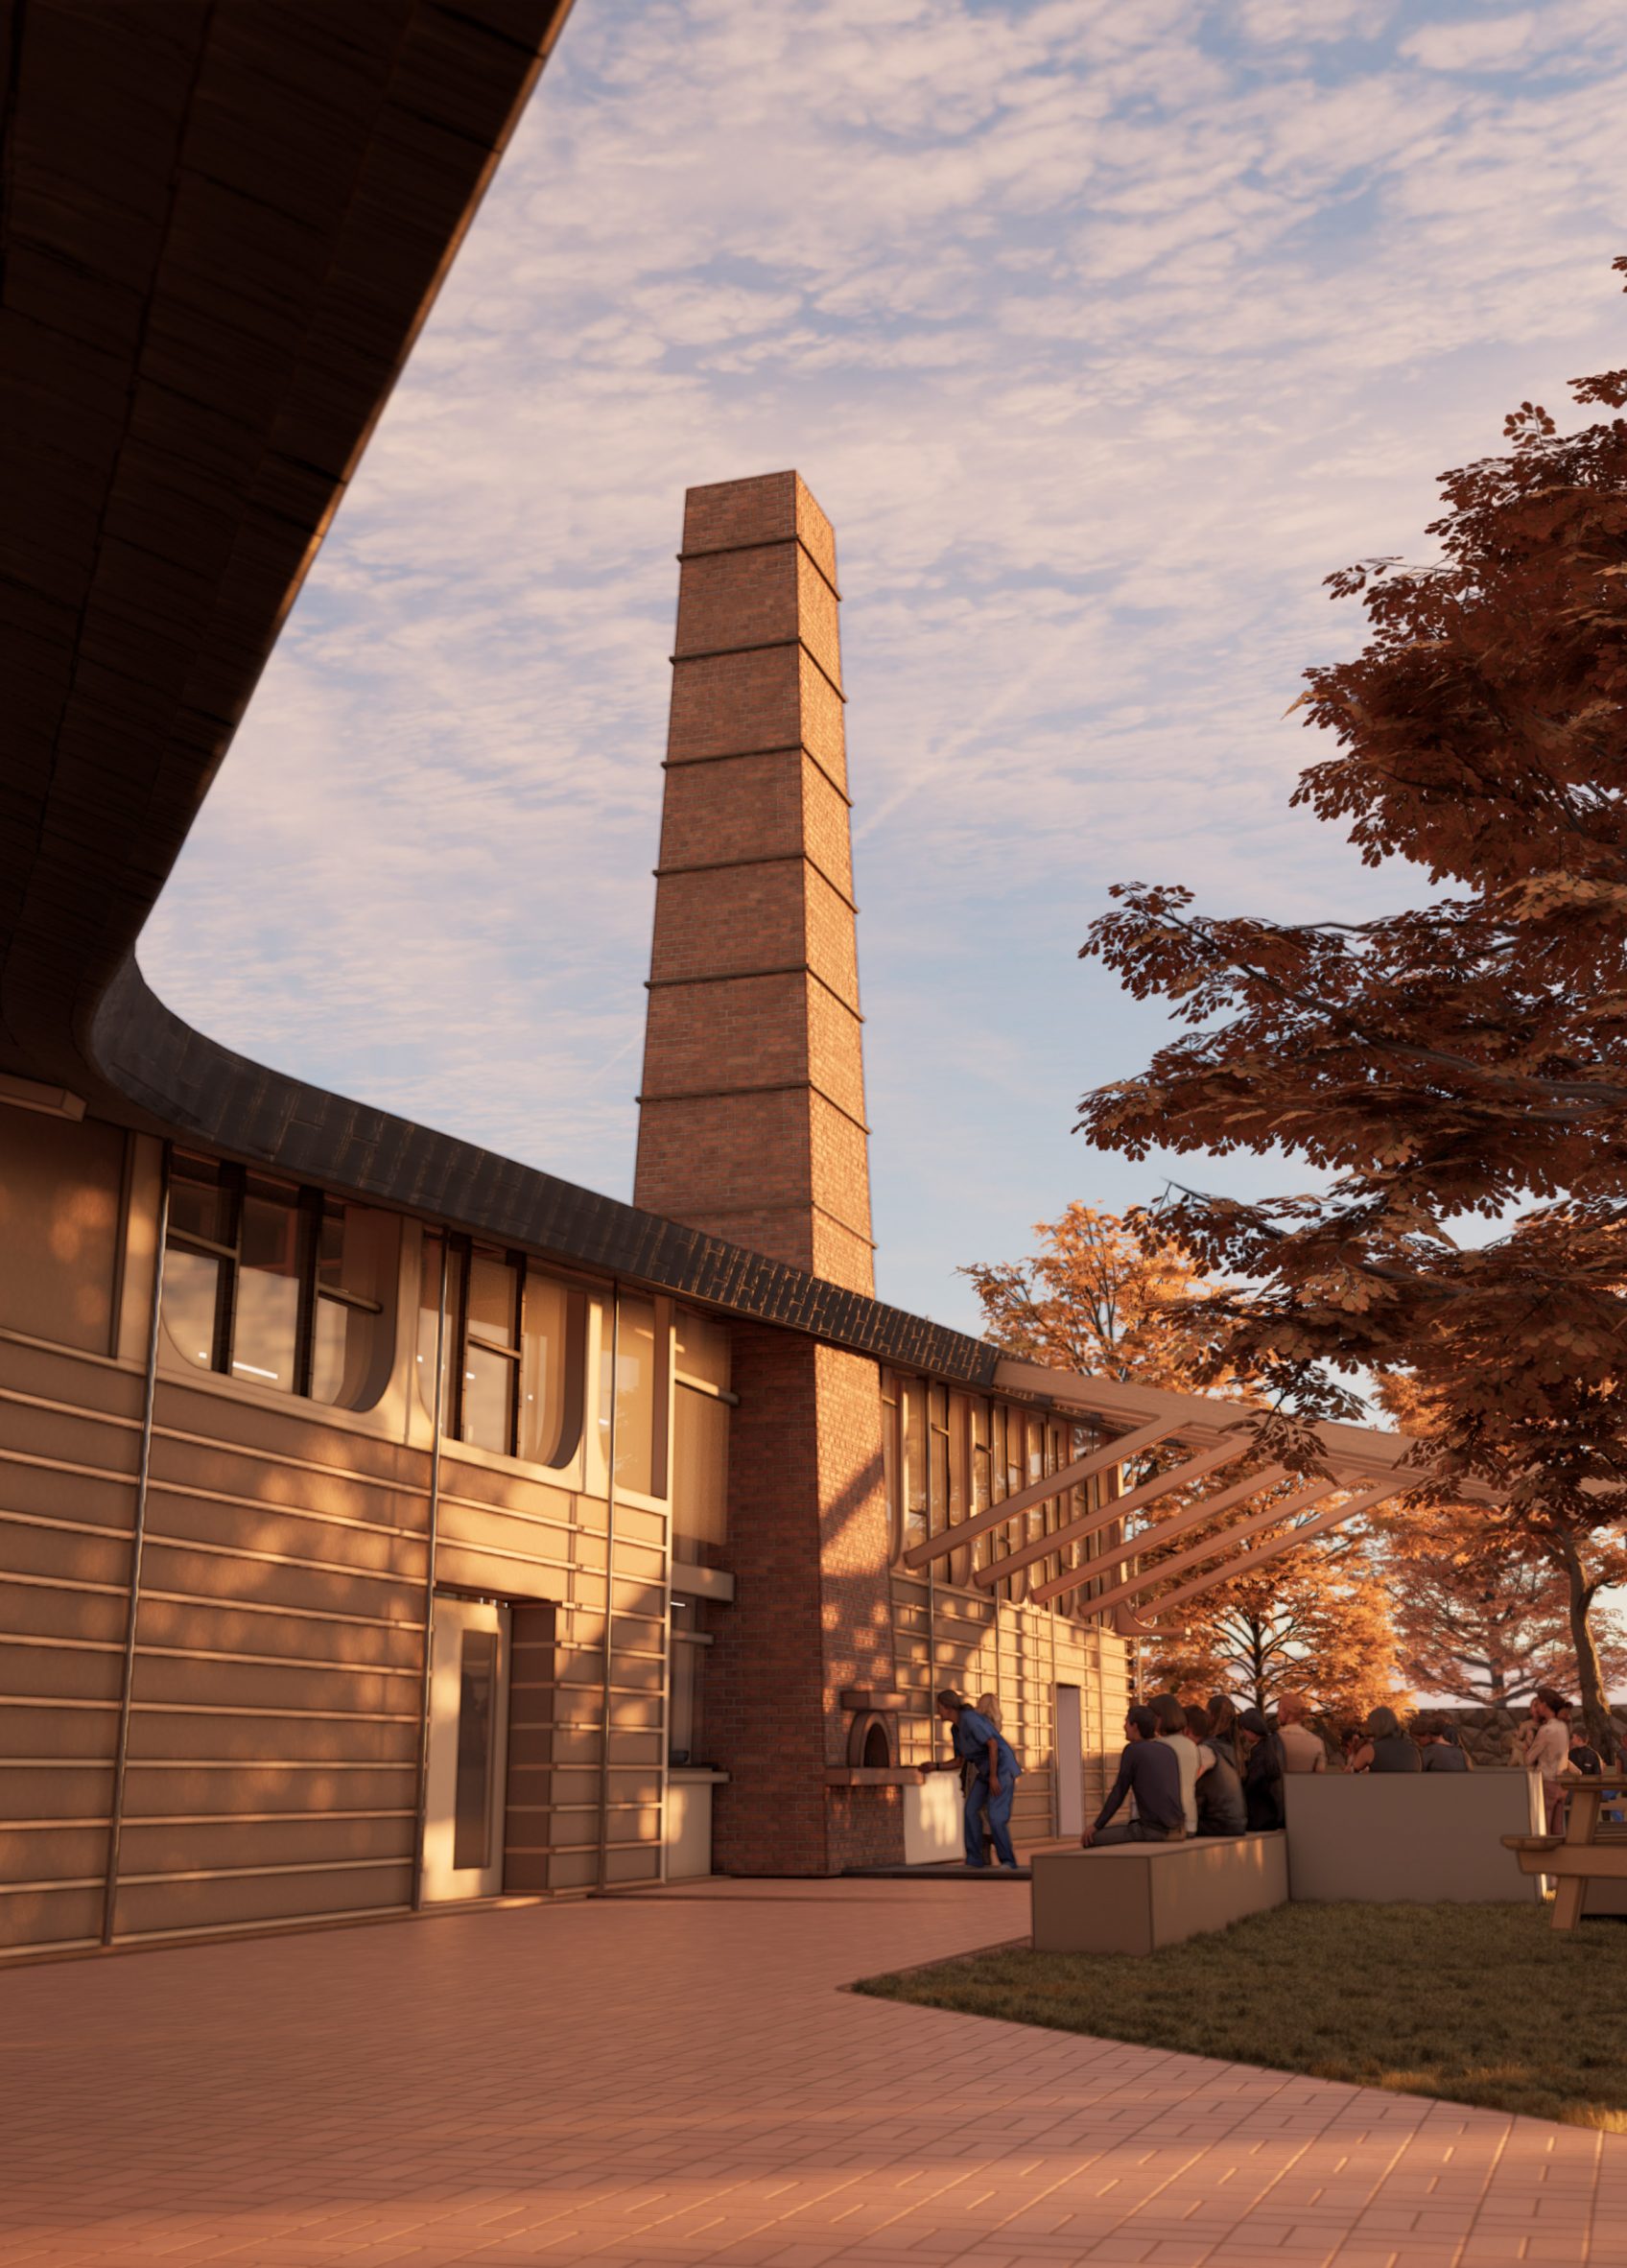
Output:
[{"xmin": 3, "ymin": 1878, "xmax": 1623, "ymax": 2268}]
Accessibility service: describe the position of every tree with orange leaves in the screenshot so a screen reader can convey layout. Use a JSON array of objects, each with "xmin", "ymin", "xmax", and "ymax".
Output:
[
  {"xmin": 964, "ymin": 1206, "xmax": 1400, "ymax": 1705},
  {"xmin": 1145, "ymin": 1536, "xmax": 1400, "ymax": 1725},
  {"xmin": 1080, "ymin": 262, "xmax": 1627, "ymax": 1756}
]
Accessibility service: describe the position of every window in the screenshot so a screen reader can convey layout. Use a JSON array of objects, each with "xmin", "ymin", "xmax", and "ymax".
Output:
[
  {"xmin": 597, "ymin": 1294, "xmax": 666, "ymax": 1499},
  {"xmin": 669, "ymin": 1595, "xmax": 712, "ymax": 1765},
  {"xmin": 161, "ymin": 1153, "xmax": 395, "ymax": 1407},
  {"xmin": 903, "ymin": 1383, "xmax": 927, "ymax": 1554},
  {"xmin": 417, "ymin": 1233, "xmax": 586, "ymax": 1466},
  {"xmin": 672, "ymin": 1309, "xmax": 731, "ymax": 1556}
]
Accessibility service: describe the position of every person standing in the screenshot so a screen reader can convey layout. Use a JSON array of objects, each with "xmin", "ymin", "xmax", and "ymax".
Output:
[
  {"xmin": 935, "ymin": 1689, "xmax": 1023, "ymax": 1869},
  {"xmin": 1520, "ymin": 1688, "xmax": 1572, "ymax": 1832},
  {"xmin": 1081, "ymin": 1707, "xmax": 1185, "ymax": 1845}
]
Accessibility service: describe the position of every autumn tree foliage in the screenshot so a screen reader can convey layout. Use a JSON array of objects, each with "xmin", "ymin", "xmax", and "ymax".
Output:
[
  {"xmin": 960, "ymin": 1202, "xmax": 1233, "ymax": 1392},
  {"xmin": 1080, "ymin": 262, "xmax": 1627, "ymax": 1755},
  {"xmin": 1145, "ymin": 1539, "xmax": 1400, "ymax": 1724},
  {"xmin": 964, "ymin": 1206, "xmax": 1401, "ymax": 1704},
  {"xmin": 1379, "ymin": 1497, "xmax": 1627, "ymax": 1708}
]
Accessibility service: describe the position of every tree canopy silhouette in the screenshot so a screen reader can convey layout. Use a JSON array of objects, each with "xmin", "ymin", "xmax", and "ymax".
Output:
[{"xmin": 1081, "ymin": 261, "xmax": 1627, "ymax": 1754}]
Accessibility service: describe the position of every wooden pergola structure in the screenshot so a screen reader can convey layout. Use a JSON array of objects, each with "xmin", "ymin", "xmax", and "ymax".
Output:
[{"xmin": 903, "ymin": 1355, "xmax": 1495, "ymax": 1635}]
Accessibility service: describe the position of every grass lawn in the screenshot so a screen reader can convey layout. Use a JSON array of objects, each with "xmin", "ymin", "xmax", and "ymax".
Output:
[{"xmin": 855, "ymin": 1902, "xmax": 1627, "ymax": 2129}]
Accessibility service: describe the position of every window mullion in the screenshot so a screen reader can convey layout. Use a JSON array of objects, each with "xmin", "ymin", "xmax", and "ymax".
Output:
[{"xmin": 293, "ymin": 1188, "xmax": 324, "ymax": 1397}]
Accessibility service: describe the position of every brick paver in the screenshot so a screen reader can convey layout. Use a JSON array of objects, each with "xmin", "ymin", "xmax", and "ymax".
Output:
[{"xmin": 2, "ymin": 1879, "xmax": 1622, "ymax": 2268}]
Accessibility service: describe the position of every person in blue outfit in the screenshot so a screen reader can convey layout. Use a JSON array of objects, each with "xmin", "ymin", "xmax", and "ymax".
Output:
[{"xmin": 936, "ymin": 1689, "xmax": 1023, "ymax": 1869}]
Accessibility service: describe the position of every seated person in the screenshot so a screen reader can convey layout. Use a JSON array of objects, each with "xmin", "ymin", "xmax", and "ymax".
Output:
[
  {"xmin": 1081, "ymin": 1706, "xmax": 1185, "ymax": 1845},
  {"xmin": 1417, "ymin": 1713, "xmax": 1471, "ymax": 1771},
  {"xmin": 1567, "ymin": 1718, "xmax": 1605, "ymax": 1779},
  {"xmin": 1187, "ymin": 1704, "xmax": 1247, "ymax": 1835},
  {"xmin": 1237, "ymin": 1707, "xmax": 1285, "ymax": 1830},
  {"xmin": 1276, "ymin": 1691, "xmax": 1327, "ymax": 1773},
  {"xmin": 1346, "ymin": 1705, "xmax": 1422, "ymax": 1774},
  {"xmin": 1206, "ymin": 1694, "xmax": 1244, "ymax": 1775},
  {"xmin": 1149, "ymin": 1690, "xmax": 1201, "ymax": 1834}
]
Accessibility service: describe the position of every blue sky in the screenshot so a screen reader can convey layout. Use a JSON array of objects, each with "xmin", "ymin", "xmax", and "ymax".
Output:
[{"xmin": 143, "ymin": 0, "xmax": 1627, "ymax": 1336}]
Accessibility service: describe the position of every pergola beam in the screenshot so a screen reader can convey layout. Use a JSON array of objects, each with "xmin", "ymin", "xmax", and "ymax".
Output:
[
  {"xmin": 970, "ymin": 1432, "xmax": 1252, "ymax": 1593},
  {"xmin": 1021, "ymin": 1465, "xmax": 1296, "ymax": 1605},
  {"xmin": 1049, "ymin": 1477, "xmax": 1335, "ymax": 1617},
  {"xmin": 1134, "ymin": 1480, "xmax": 1406, "ymax": 1625},
  {"xmin": 900, "ymin": 1416, "xmax": 1180, "ymax": 1573}
]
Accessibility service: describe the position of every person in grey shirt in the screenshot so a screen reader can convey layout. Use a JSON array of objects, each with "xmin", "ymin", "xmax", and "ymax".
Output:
[{"xmin": 1082, "ymin": 1707, "xmax": 1185, "ymax": 1844}]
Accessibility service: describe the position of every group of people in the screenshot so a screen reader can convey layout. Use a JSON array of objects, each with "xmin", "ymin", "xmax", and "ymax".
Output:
[
  {"xmin": 1082, "ymin": 1693, "xmax": 1294, "ymax": 1845},
  {"xmin": 934, "ymin": 1681, "xmax": 1615, "ymax": 1866}
]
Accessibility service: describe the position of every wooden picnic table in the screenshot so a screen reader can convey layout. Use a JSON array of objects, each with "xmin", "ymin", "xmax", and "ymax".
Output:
[{"xmin": 1502, "ymin": 1780, "xmax": 1627, "ymax": 1929}]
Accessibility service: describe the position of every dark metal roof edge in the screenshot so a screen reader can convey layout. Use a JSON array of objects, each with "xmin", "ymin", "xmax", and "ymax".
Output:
[{"xmin": 92, "ymin": 958, "xmax": 1000, "ymax": 1386}]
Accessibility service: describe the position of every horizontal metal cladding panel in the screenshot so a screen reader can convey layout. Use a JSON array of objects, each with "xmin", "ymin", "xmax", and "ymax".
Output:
[
  {"xmin": 152, "ymin": 1429, "xmax": 428, "ymax": 1534},
  {"xmin": 1, "ymin": 1576, "xmax": 127, "ymax": 1644},
  {"xmin": 548, "ymin": 1849, "xmax": 597, "ymax": 1891},
  {"xmin": 609, "ymin": 1653, "xmax": 664, "ymax": 1696},
  {"xmin": 127, "ymin": 1708, "xmax": 418, "ymax": 1766},
  {"xmin": 0, "ymin": 1335, "xmax": 146, "ymax": 1423},
  {"xmin": 0, "ymin": 1823, "xmax": 106, "ymax": 1882},
  {"xmin": 130, "ymin": 1648, "xmax": 418, "ymax": 1717},
  {"xmin": 138, "ymin": 1539, "xmax": 424, "ymax": 1622},
  {"xmin": 135, "ymin": 1593, "xmax": 424, "ymax": 1670},
  {"xmin": 604, "ymin": 1845, "xmax": 661, "ymax": 1885},
  {"xmin": 123, "ymin": 1761, "xmax": 416, "ymax": 1816},
  {"xmin": 144, "ymin": 1487, "xmax": 426, "ymax": 1577},
  {"xmin": 0, "ymin": 1700, "xmax": 118, "ymax": 1760},
  {"xmin": 0, "ymin": 1881, "xmax": 102, "ymax": 1954},
  {"xmin": 548, "ymin": 1729, "xmax": 663, "ymax": 1768},
  {"xmin": 608, "ymin": 1577, "xmax": 665, "ymax": 1618},
  {"xmin": 435, "ymin": 1497, "xmax": 575, "ymax": 1569},
  {"xmin": 0, "ymin": 1396, "xmax": 138, "ymax": 1478},
  {"xmin": 0, "ymin": 1464, "xmax": 134, "ymax": 1540},
  {"xmin": 0, "ymin": 1760, "xmax": 113, "ymax": 1817},
  {"xmin": 1, "ymin": 1637, "xmax": 123, "ymax": 1703},
  {"xmin": 615, "ymin": 1505, "xmax": 666, "ymax": 1549},
  {"xmin": 112, "ymin": 1858, "xmax": 416, "ymax": 1940},
  {"xmin": 436, "ymin": 1456, "xmax": 577, "ymax": 1522},
  {"xmin": 118, "ymin": 1810, "xmax": 413, "ymax": 1878},
  {"xmin": 432, "ymin": 1542, "xmax": 570, "ymax": 1603},
  {"xmin": 153, "ymin": 1379, "xmax": 426, "ymax": 1492},
  {"xmin": 612, "ymin": 1539, "xmax": 666, "ymax": 1585}
]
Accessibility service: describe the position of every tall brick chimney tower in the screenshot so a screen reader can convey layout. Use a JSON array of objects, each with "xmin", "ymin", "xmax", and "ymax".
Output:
[{"xmin": 634, "ymin": 471, "xmax": 874, "ymax": 1296}]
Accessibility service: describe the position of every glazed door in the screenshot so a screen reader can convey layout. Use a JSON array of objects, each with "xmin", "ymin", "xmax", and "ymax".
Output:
[{"xmin": 422, "ymin": 1595, "xmax": 511, "ymax": 1902}]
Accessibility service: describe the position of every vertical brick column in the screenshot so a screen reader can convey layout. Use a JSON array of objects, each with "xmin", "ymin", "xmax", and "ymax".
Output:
[
  {"xmin": 634, "ymin": 470, "xmax": 875, "ymax": 1297},
  {"xmin": 707, "ymin": 1328, "xmax": 901, "ymax": 1877}
]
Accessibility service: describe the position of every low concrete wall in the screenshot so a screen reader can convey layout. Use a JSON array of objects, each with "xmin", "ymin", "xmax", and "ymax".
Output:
[
  {"xmin": 1285, "ymin": 1769, "xmax": 1544, "ymax": 1904},
  {"xmin": 904, "ymin": 1776, "xmax": 962, "ymax": 1865},
  {"xmin": 1031, "ymin": 1834, "xmax": 1287, "ymax": 1956}
]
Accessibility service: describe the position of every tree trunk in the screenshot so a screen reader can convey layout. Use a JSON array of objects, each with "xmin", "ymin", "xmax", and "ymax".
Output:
[{"xmin": 1552, "ymin": 1530, "xmax": 1618, "ymax": 1763}]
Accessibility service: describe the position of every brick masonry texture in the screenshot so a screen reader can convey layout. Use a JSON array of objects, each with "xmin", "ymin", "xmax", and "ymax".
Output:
[
  {"xmin": 639, "ymin": 473, "xmax": 899, "ymax": 1872},
  {"xmin": 636, "ymin": 468, "xmax": 873, "ymax": 1300}
]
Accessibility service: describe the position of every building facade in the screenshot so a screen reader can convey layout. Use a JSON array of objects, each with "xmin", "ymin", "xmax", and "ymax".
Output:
[
  {"xmin": 0, "ymin": 5, "xmax": 1132, "ymax": 1966},
  {"xmin": 0, "ymin": 469, "xmax": 1132, "ymax": 1963}
]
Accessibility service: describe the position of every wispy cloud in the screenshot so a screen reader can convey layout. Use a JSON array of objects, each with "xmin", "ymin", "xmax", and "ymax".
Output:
[{"xmin": 142, "ymin": 0, "xmax": 1627, "ymax": 1328}]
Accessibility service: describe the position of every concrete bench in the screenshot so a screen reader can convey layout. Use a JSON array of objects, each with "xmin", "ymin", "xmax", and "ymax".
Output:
[
  {"xmin": 1030, "ymin": 1833, "xmax": 1286, "ymax": 1955},
  {"xmin": 1285, "ymin": 1769, "xmax": 1543, "ymax": 1904}
]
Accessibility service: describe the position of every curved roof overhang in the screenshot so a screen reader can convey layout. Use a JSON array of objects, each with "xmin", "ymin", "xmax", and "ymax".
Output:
[{"xmin": 0, "ymin": 0, "xmax": 995, "ymax": 1387}]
